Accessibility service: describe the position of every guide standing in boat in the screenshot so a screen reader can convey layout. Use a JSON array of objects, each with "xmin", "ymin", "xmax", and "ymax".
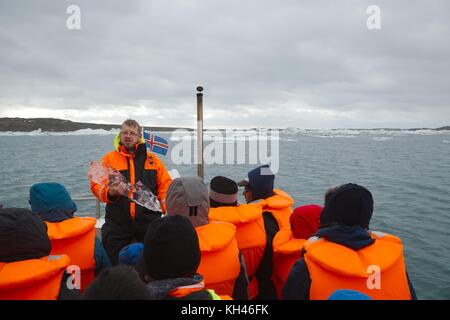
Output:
[{"xmin": 90, "ymin": 119, "xmax": 172, "ymax": 265}]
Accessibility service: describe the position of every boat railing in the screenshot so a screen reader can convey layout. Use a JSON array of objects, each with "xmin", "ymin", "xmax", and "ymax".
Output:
[{"xmin": 72, "ymin": 196, "xmax": 101, "ymax": 219}]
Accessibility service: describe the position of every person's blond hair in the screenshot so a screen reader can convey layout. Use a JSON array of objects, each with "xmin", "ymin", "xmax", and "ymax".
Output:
[{"xmin": 121, "ymin": 119, "xmax": 142, "ymax": 134}]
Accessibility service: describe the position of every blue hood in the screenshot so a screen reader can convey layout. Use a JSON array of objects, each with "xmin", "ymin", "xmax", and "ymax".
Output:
[
  {"xmin": 316, "ymin": 224, "xmax": 374, "ymax": 250},
  {"xmin": 29, "ymin": 182, "xmax": 77, "ymax": 222},
  {"xmin": 248, "ymin": 165, "xmax": 275, "ymax": 200}
]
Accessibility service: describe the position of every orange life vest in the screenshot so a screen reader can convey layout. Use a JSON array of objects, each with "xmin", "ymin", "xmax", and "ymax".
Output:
[
  {"xmin": 272, "ymin": 228, "xmax": 307, "ymax": 299},
  {"xmin": 46, "ymin": 217, "xmax": 96, "ymax": 290},
  {"xmin": 209, "ymin": 203, "xmax": 266, "ymax": 299},
  {"xmin": 303, "ymin": 231, "xmax": 412, "ymax": 300},
  {"xmin": 196, "ymin": 221, "xmax": 241, "ymax": 297},
  {"xmin": 258, "ymin": 189, "xmax": 294, "ymax": 230},
  {"xmin": 0, "ymin": 255, "xmax": 70, "ymax": 300}
]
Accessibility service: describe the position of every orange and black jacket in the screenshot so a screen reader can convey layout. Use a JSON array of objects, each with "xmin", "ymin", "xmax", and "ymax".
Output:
[{"xmin": 90, "ymin": 143, "xmax": 172, "ymax": 237}]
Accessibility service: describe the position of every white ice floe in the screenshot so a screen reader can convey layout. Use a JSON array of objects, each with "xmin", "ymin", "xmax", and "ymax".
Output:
[{"xmin": 373, "ymin": 137, "xmax": 394, "ymax": 142}]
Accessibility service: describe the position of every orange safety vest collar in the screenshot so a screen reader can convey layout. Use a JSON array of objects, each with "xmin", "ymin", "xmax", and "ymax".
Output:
[
  {"xmin": 303, "ymin": 231, "xmax": 412, "ymax": 300},
  {"xmin": 209, "ymin": 203, "xmax": 263, "ymax": 225},
  {"xmin": 208, "ymin": 203, "xmax": 266, "ymax": 250},
  {"xmin": 258, "ymin": 189, "xmax": 294, "ymax": 229},
  {"xmin": 168, "ymin": 280, "xmax": 206, "ymax": 298}
]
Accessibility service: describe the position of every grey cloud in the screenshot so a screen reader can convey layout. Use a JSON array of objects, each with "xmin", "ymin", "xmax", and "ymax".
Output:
[{"xmin": 0, "ymin": 0, "xmax": 449, "ymax": 128}]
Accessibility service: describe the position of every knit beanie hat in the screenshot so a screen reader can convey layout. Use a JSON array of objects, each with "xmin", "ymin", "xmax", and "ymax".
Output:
[
  {"xmin": 238, "ymin": 165, "xmax": 275, "ymax": 201},
  {"xmin": 0, "ymin": 208, "xmax": 51, "ymax": 262},
  {"xmin": 143, "ymin": 215, "xmax": 201, "ymax": 280},
  {"xmin": 320, "ymin": 183, "xmax": 373, "ymax": 229},
  {"xmin": 29, "ymin": 182, "xmax": 77, "ymax": 222},
  {"xmin": 209, "ymin": 176, "xmax": 238, "ymax": 208},
  {"xmin": 290, "ymin": 205, "xmax": 322, "ymax": 239},
  {"xmin": 166, "ymin": 177, "xmax": 209, "ymax": 227}
]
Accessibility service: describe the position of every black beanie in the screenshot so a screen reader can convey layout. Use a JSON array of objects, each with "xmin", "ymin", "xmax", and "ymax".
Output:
[
  {"xmin": 0, "ymin": 208, "xmax": 51, "ymax": 262},
  {"xmin": 144, "ymin": 215, "xmax": 201, "ymax": 280},
  {"xmin": 209, "ymin": 176, "xmax": 238, "ymax": 208},
  {"xmin": 320, "ymin": 184, "xmax": 374, "ymax": 229}
]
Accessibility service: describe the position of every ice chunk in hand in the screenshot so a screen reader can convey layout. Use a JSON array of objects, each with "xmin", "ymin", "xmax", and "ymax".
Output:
[
  {"xmin": 89, "ymin": 160, "xmax": 161, "ymax": 212},
  {"xmin": 89, "ymin": 161, "xmax": 126, "ymax": 186},
  {"xmin": 129, "ymin": 181, "xmax": 162, "ymax": 212},
  {"xmin": 89, "ymin": 161, "xmax": 109, "ymax": 185}
]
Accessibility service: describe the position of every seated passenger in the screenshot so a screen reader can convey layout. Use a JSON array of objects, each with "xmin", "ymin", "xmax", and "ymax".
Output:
[
  {"xmin": 237, "ymin": 165, "xmax": 295, "ymax": 299},
  {"xmin": 208, "ymin": 175, "xmax": 269, "ymax": 299},
  {"xmin": 166, "ymin": 177, "xmax": 249, "ymax": 299},
  {"xmin": 238, "ymin": 164, "xmax": 295, "ymax": 229},
  {"xmin": 290, "ymin": 204, "xmax": 322, "ymax": 240},
  {"xmin": 0, "ymin": 208, "xmax": 72, "ymax": 300},
  {"xmin": 30, "ymin": 182, "xmax": 111, "ymax": 290},
  {"xmin": 283, "ymin": 183, "xmax": 417, "ymax": 300},
  {"xmin": 138, "ymin": 215, "xmax": 230, "ymax": 300},
  {"xmin": 272, "ymin": 204, "xmax": 322, "ymax": 298}
]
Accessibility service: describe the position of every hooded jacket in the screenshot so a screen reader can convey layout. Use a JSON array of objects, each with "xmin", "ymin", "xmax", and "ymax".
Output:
[
  {"xmin": 282, "ymin": 183, "xmax": 416, "ymax": 300},
  {"xmin": 166, "ymin": 177, "xmax": 249, "ymax": 299},
  {"xmin": 30, "ymin": 182, "xmax": 111, "ymax": 280}
]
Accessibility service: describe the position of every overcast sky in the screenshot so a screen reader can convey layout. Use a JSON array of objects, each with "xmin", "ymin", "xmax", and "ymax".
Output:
[{"xmin": 0, "ymin": 0, "xmax": 449, "ymax": 129}]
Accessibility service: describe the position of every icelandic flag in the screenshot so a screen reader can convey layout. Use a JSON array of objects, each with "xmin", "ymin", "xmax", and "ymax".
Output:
[{"xmin": 143, "ymin": 131, "xmax": 169, "ymax": 156}]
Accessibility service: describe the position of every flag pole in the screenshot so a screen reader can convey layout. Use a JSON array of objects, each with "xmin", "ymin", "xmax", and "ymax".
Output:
[{"xmin": 196, "ymin": 86, "xmax": 204, "ymax": 180}]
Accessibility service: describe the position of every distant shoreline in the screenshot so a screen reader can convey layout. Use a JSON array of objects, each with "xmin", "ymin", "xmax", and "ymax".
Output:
[
  {"xmin": 0, "ymin": 117, "xmax": 449, "ymax": 132},
  {"xmin": 0, "ymin": 117, "xmax": 190, "ymax": 132}
]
